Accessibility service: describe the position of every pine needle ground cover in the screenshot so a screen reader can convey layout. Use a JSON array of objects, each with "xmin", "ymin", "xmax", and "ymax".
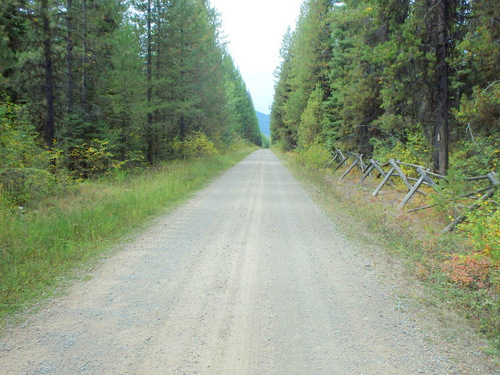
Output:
[{"xmin": 0, "ymin": 147, "xmax": 255, "ymax": 322}]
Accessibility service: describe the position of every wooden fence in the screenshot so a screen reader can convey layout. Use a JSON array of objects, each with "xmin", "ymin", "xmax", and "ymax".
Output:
[{"xmin": 328, "ymin": 149, "xmax": 499, "ymax": 232}]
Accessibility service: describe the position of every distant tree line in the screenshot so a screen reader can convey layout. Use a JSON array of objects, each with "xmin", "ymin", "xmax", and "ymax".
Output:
[
  {"xmin": 271, "ymin": 0, "xmax": 499, "ymax": 175},
  {"xmin": 0, "ymin": 0, "xmax": 262, "ymax": 173}
]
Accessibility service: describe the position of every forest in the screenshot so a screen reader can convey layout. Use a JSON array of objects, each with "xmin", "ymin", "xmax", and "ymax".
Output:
[
  {"xmin": 0, "ymin": 0, "xmax": 263, "ymax": 186},
  {"xmin": 271, "ymin": 0, "xmax": 499, "ymax": 177},
  {"xmin": 0, "ymin": 0, "xmax": 267, "ymax": 320}
]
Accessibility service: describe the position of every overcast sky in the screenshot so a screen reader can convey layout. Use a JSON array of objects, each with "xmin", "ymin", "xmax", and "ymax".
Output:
[{"xmin": 209, "ymin": 0, "xmax": 304, "ymax": 115}]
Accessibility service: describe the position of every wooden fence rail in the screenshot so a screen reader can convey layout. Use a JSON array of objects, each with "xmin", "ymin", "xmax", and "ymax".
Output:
[{"xmin": 327, "ymin": 149, "xmax": 498, "ymax": 232}]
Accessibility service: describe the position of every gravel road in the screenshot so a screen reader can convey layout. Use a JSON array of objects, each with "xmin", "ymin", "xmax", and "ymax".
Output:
[{"xmin": 0, "ymin": 149, "xmax": 497, "ymax": 374}]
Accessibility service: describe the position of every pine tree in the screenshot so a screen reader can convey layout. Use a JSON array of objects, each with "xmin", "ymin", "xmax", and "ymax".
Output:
[
  {"xmin": 0, "ymin": 0, "xmax": 28, "ymax": 97},
  {"xmin": 12, "ymin": 0, "xmax": 65, "ymax": 148},
  {"xmin": 277, "ymin": 0, "xmax": 333, "ymax": 150},
  {"xmin": 271, "ymin": 27, "xmax": 294, "ymax": 149}
]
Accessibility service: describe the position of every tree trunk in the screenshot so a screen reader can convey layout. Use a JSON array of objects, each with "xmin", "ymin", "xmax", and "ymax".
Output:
[
  {"xmin": 42, "ymin": 0, "xmax": 56, "ymax": 148},
  {"xmin": 81, "ymin": 0, "xmax": 88, "ymax": 116},
  {"xmin": 146, "ymin": 0, "xmax": 154, "ymax": 164},
  {"xmin": 180, "ymin": 115, "xmax": 187, "ymax": 141},
  {"xmin": 433, "ymin": 0, "xmax": 449, "ymax": 175},
  {"xmin": 66, "ymin": 0, "xmax": 74, "ymax": 113}
]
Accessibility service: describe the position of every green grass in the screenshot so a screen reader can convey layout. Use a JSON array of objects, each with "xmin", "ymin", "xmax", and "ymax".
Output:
[
  {"xmin": 0, "ymin": 147, "xmax": 255, "ymax": 321},
  {"xmin": 276, "ymin": 148, "xmax": 499, "ymax": 357}
]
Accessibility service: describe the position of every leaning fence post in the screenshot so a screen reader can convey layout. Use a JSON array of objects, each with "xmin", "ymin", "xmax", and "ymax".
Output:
[
  {"xmin": 488, "ymin": 171, "xmax": 499, "ymax": 189},
  {"xmin": 390, "ymin": 159, "xmax": 413, "ymax": 191},
  {"xmin": 358, "ymin": 163, "xmax": 375, "ymax": 185},
  {"xmin": 326, "ymin": 150, "xmax": 340, "ymax": 169},
  {"xmin": 333, "ymin": 152, "xmax": 349, "ymax": 172},
  {"xmin": 398, "ymin": 173, "xmax": 426, "ymax": 209},
  {"xmin": 373, "ymin": 166, "xmax": 395, "ymax": 196},
  {"xmin": 371, "ymin": 160, "xmax": 388, "ymax": 179},
  {"xmin": 339, "ymin": 157, "xmax": 359, "ymax": 181},
  {"xmin": 357, "ymin": 154, "xmax": 367, "ymax": 172}
]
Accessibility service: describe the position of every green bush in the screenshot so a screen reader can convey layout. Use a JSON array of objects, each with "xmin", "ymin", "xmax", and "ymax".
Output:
[
  {"xmin": 0, "ymin": 168, "xmax": 55, "ymax": 206},
  {"xmin": 431, "ymin": 166, "xmax": 468, "ymax": 219},
  {"xmin": 371, "ymin": 128, "xmax": 430, "ymax": 172},
  {"xmin": 295, "ymin": 143, "xmax": 331, "ymax": 169},
  {"xmin": 453, "ymin": 84, "xmax": 500, "ymax": 141},
  {"xmin": 171, "ymin": 132, "xmax": 219, "ymax": 159},
  {"xmin": 67, "ymin": 139, "xmax": 123, "ymax": 179},
  {"xmin": 456, "ymin": 201, "xmax": 500, "ymax": 291},
  {"xmin": 0, "ymin": 94, "xmax": 65, "ymax": 206},
  {"xmin": 458, "ymin": 201, "xmax": 500, "ymax": 261},
  {"xmin": 450, "ymin": 136, "xmax": 499, "ymax": 176},
  {"xmin": 0, "ymin": 94, "xmax": 50, "ymax": 170}
]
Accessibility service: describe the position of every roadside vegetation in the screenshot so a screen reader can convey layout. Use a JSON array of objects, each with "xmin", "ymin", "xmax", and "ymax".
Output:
[
  {"xmin": 0, "ymin": 142, "xmax": 256, "ymax": 321},
  {"xmin": 1, "ymin": 0, "xmax": 265, "ymax": 323},
  {"xmin": 270, "ymin": 0, "xmax": 499, "ymax": 356},
  {"xmin": 277, "ymin": 145, "xmax": 499, "ymax": 356}
]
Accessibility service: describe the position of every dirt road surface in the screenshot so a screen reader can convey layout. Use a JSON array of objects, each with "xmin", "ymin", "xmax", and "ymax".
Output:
[{"xmin": 0, "ymin": 150, "xmax": 497, "ymax": 374}]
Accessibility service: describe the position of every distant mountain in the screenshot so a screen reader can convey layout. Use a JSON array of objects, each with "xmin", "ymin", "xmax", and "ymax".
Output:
[{"xmin": 256, "ymin": 111, "xmax": 270, "ymax": 137}]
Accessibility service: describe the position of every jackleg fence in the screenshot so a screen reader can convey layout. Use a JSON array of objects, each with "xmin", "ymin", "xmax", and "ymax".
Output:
[{"xmin": 327, "ymin": 149, "xmax": 498, "ymax": 232}]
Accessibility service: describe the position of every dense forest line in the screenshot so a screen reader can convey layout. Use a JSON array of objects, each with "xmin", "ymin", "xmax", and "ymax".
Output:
[
  {"xmin": 271, "ymin": 0, "xmax": 499, "ymax": 176},
  {"xmin": 0, "ymin": 0, "xmax": 263, "ymax": 186}
]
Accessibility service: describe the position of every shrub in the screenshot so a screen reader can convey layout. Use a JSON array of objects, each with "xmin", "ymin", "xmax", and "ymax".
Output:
[
  {"xmin": 371, "ymin": 128, "xmax": 429, "ymax": 166},
  {"xmin": 171, "ymin": 132, "xmax": 219, "ymax": 159},
  {"xmin": 0, "ymin": 94, "xmax": 50, "ymax": 170},
  {"xmin": 296, "ymin": 143, "xmax": 331, "ymax": 169},
  {"xmin": 442, "ymin": 252, "xmax": 492, "ymax": 290},
  {"xmin": 370, "ymin": 128, "xmax": 430, "ymax": 178},
  {"xmin": 439, "ymin": 201, "xmax": 500, "ymax": 291},
  {"xmin": 67, "ymin": 139, "xmax": 123, "ymax": 179},
  {"xmin": 453, "ymin": 84, "xmax": 500, "ymax": 143},
  {"xmin": 0, "ymin": 168, "xmax": 55, "ymax": 206},
  {"xmin": 458, "ymin": 201, "xmax": 500, "ymax": 262},
  {"xmin": 450, "ymin": 136, "xmax": 499, "ymax": 176},
  {"xmin": 0, "ymin": 95, "xmax": 64, "ymax": 206},
  {"xmin": 431, "ymin": 166, "xmax": 468, "ymax": 219}
]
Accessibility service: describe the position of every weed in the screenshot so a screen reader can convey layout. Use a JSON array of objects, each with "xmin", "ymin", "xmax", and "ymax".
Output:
[{"xmin": 442, "ymin": 253, "xmax": 492, "ymax": 290}]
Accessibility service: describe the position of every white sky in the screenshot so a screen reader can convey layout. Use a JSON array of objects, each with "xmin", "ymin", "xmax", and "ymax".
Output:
[{"xmin": 209, "ymin": 0, "xmax": 304, "ymax": 115}]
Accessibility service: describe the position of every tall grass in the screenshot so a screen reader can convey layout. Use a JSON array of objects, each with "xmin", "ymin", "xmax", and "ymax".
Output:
[{"xmin": 0, "ymin": 148, "xmax": 255, "ymax": 319}]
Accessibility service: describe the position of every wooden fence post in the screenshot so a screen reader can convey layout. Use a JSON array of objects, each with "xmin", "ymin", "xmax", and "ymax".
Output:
[
  {"xmin": 326, "ymin": 150, "xmax": 340, "ymax": 169},
  {"xmin": 333, "ymin": 151, "xmax": 349, "ymax": 172},
  {"xmin": 398, "ymin": 174, "xmax": 425, "ymax": 209},
  {"xmin": 390, "ymin": 159, "xmax": 413, "ymax": 191},
  {"xmin": 488, "ymin": 171, "xmax": 499, "ymax": 189},
  {"xmin": 373, "ymin": 166, "xmax": 395, "ymax": 196},
  {"xmin": 339, "ymin": 157, "xmax": 359, "ymax": 181},
  {"xmin": 358, "ymin": 163, "xmax": 374, "ymax": 185}
]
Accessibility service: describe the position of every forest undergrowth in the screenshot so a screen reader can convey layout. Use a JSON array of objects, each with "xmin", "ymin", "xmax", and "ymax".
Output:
[{"xmin": 277, "ymin": 147, "xmax": 499, "ymax": 357}]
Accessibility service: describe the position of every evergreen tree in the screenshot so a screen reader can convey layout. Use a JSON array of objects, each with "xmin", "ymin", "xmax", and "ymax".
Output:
[
  {"xmin": 12, "ymin": 0, "xmax": 65, "ymax": 148},
  {"xmin": 271, "ymin": 0, "xmax": 498, "ymax": 175},
  {"xmin": 0, "ymin": 0, "xmax": 28, "ymax": 97},
  {"xmin": 272, "ymin": 0, "xmax": 333, "ymax": 150},
  {"xmin": 271, "ymin": 27, "xmax": 294, "ymax": 149},
  {"xmin": 452, "ymin": 0, "xmax": 500, "ymax": 139},
  {"xmin": 1, "ymin": 0, "xmax": 262, "ymax": 175}
]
